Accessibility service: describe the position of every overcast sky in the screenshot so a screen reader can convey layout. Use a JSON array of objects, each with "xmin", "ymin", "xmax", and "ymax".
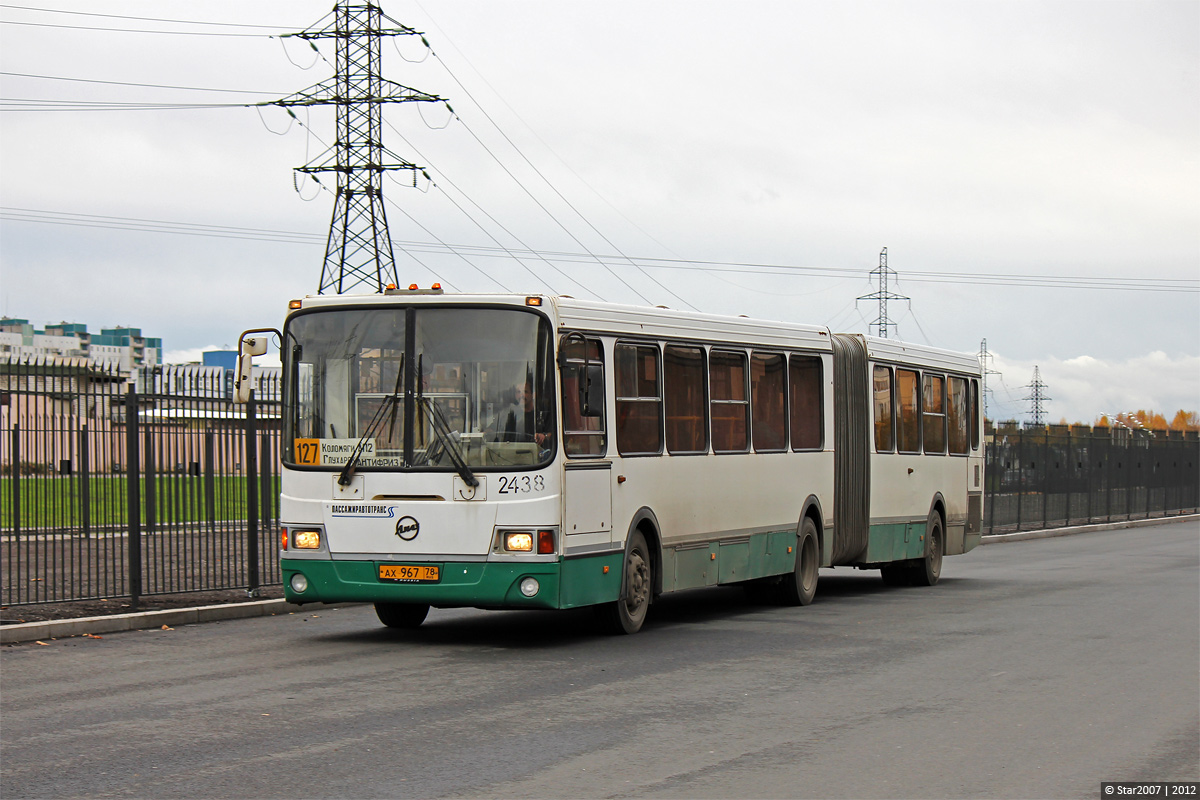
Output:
[{"xmin": 1, "ymin": 0, "xmax": 1196, "ymax": 424}]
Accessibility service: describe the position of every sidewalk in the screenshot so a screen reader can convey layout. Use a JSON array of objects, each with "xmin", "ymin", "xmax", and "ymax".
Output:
[
  {"xmin": 3, "ymin": 514, "xmax": 1195, "ymax": 645},
  {"xmin": 0, "ymin": 599, "xmax": 309, "ymax": 645}
]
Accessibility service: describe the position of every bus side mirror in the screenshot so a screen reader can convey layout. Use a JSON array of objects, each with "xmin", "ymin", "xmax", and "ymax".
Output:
[
  {"xmin": 232, "ymin": 330, "xmax": 279, "ymax": 404},
  {"xmin": 243, "ymin": 337, "xmax": 269, "ymax": 356},
  {"xmin": 579, "ymin": 364, "xmax": 603, "ymax": 417},
  {"xmin": 234, "ymin": 353, "xmax": 254, "ymax": 404}
]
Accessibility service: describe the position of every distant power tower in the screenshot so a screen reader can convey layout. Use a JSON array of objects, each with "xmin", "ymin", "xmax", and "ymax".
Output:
[
  {"xmin": 857, "ymin": 247, "xmax": 909, "ymax": 338},
  {"xmin": 275, "ymin": 4, "xmax": 445, "ymax": 294},
  {"xmin": 978, "ymin": 338, "xmax": 1002, "ymax": 420},
  {"xmin": 1023, "ymin": 366, "xmax": 1052, "ymax": 426}
]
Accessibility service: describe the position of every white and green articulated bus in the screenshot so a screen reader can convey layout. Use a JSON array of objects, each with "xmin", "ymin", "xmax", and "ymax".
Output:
[{"xmin": 243, "ymin": 287, "xmax": 983, "ymax": 634}]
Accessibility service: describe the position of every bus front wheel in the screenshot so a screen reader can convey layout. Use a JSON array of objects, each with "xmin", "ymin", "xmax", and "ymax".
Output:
[
  {"xmin": 374, "ymin": 602, "xmax": 430, "ymax": 629},
  {"xmin": 912, "ymin": 511, "xmax": 944, "ymax": 587},
  {"xmin": 601, "ymin": 530, "xmax": 652, "ymax": 634},
  {"xmin": 778, "ymin": 517, "xmax": 819, "ymax": 606}
]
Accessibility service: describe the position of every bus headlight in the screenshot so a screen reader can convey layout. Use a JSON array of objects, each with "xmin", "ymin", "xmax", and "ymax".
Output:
[
  {"xmin": 505, "ymin": 532, "xmax": 533, "ymax": 552},
  {"xmin": 290, "ymin": 573, "xmax": 309, "ymax": 593},
  {"xmin": 519, "ymin": 577, "xmax": 539, "ymax": 597},
  {"xmin": 293, "ymin": 529, "xmax": 321, "ymax": 549}
]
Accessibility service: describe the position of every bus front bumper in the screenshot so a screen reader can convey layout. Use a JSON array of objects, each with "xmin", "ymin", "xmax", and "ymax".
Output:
[{"xmin": 282, "ymin": 557, "xmax": 574, "ymax": 610}]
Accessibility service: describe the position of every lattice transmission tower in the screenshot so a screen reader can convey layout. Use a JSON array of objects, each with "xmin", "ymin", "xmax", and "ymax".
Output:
[
  {"xmin": 857, "ymin": 247, "xmax": 910, "ymax": 338},
  {"xmin": 1023, "ymin": 366, "xmax": 1052, "ymax": 426},
  {"xmin": 274, "ymin": 4, "xmax": 445, "ymax": 294},
  {"xmin": 978, "ymin": 338, "xmax": 1003, "ymax": 420}
]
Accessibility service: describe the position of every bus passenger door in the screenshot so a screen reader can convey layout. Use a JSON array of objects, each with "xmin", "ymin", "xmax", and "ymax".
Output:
[{"xmin": 559, "ymin": 335, "xmax": 613, "ymax": 550}]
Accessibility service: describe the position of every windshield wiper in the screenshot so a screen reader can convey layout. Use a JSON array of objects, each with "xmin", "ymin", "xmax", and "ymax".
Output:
[
  {"xmin": 418, "ymin": 396, "xmax": 478, "ymax": 487},
  {"xmin": 338, "ymin": 354, "xmax": 403, "ymax": 487},
  {"xmin": 414, "ymin": 353, "xmax": 477, "ymax": 487}
]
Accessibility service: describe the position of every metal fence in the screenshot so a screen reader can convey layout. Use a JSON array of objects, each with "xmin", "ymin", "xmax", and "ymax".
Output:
[
  {"xmin": 985, "ymin": 423, "xmax": 1199, "ymax": 534},
  {"xmin": 3, "ymin": 359, "xmax": 1198, "ymax": 607},
  {"xmin": 2, "ymin": 359, "xmax": 281, "ymax": 607}
]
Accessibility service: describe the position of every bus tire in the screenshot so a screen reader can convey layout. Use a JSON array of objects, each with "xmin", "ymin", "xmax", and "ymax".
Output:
[
  {"xmin": 777, "ymin": 517, "xmax": 819, "ymax": 606},
  {"xmin": 912, "ymin": 511, "xmax": 944, "ymax": 587},
  {"xmin": 374, "ymin": 602, "xmax": 430, "ymax": 629},
  {"xmin": 601, "ymin": 530, "xmax": 652, "ymax": 634}
]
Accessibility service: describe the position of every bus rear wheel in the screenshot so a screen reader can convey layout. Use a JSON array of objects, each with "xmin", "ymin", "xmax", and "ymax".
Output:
[
  {"xmin": 911, "ymin": 511, "xmax": 944, "ymax": 587},
  {"xmin": 601, "ymin": 530, "xmax": 652, "ymax": 634},
  {"xmin": 777, "ymin": 517, "xmax": 819, "ymax": 606},
  {"xmin": 374, "ymin": 602, "xmax": 430, "ymax": 629}
]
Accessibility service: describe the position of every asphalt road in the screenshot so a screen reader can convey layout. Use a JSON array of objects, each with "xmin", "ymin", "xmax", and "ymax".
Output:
[{"xmin": 2, "ymin": 519, "xmax": 1197, "ymax": 800}]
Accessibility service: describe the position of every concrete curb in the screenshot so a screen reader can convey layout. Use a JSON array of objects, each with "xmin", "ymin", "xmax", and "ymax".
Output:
[
  {"xmin": 980, "ymin": 513, "xmax": 1198, "ymax": 545},
  {"xmin": 0, "ymin": 599, "xmax": 334, "ymax": 645},
  {"xmin": 4, "ymin": 514, "xmax": 1195, "ymax": 645}
]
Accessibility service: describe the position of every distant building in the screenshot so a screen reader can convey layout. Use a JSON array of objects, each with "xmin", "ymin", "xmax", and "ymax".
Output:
[
  {"xmin": 0, "ymin": 317, "xmax": 162, "ymax": 371},
  {"xmin": 0, "ymin": 318, "xmax": 278, "ymax": 402}
]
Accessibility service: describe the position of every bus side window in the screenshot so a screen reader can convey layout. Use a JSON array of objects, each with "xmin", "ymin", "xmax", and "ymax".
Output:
[
  {"xmin": 561, "ymin": 338, "xmax": 606, "ymax": 457},
  {"xmin": 751, "ymin": 352, "xmax": 787, "ymax": 452},
  {"xmin": 948, "ymin": 376, "xmax": 969, "ymax": 455},
  {"xmin": 923, "ymin": 373, "xmax": 946, "ymax": 454},
  {"xmin": 873, "ymin": 365, "xmax": 894, "ymax": 452},
  {"xmin": 664, "ymin": 345, "xmax": 708, "ymax": 454},
  {"xmin": 710, "ymin": 349, "xmax": 750, "ymax": 453},
  {"xmin": 789, "ymin": 355, "xmax": 823, "ymax": 450},
  {"xmin": 896, "ymin": 369, "xmax": 921, "ymax": 453},
  {"xmin": 615, "ymin": 343, "xmax": 663, "ymax": 456}
]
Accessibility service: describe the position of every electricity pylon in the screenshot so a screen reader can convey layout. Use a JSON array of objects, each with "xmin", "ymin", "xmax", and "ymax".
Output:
[
  {"xmin": 857, "ymin": 247, "xmax": 909, "ymax": 338},
  {"xmin": 978, "ymin": 339, "xmax": 1002, "ymax": 420},
  {"xmin": 274, "ymin": 4, "xmax": 445, "ymax": 294},
  {"xmin": 1023, "ymin": 366, "xmax": 1051, "ymax": 426}
]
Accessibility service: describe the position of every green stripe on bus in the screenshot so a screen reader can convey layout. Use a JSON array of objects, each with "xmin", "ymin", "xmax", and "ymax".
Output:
[{"xmin": 282, "ymin": 558, "xmax": 563, "ymax": 610}]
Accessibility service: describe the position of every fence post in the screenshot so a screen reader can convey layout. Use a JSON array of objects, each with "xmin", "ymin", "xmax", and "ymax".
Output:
[
  {"xmin": 204, "ymin": 430, "xmax": 216, "ymax": 532},
  {"xmin": 1085, "ymin": 428, "xmax": 1092, "ymax": 523},
  {"xmin": 125, "ymin": 386, "xmax": 142, "ymax": 610},
  {"xmin": 1015, "ymin": 431, "xmax": 1024, "ymax": 532},
  {"xmin": 79, "ymin": 423, "xmax": 90, "ymax": 538},
  {"xmin": 986, "ymin": 437, "xmax": 996, "ymax": 534},
  {"xmin": 144, "ymin": 427, "xmax": 157, "ymax": 533},
  {"xmin": 9, "ymin": 424, "xmax": 20, "ymax": 539},
  {"xmin": 1042, "ymin": 427, "xmax": 1050, "ymax": 529},
  {"xmin": 245, "ymin": 389, "xmax": 260, "ymax": 597},
  {"xmin": 1105, "ymin": 430, "xmax": 1113, "ymax": 522},
  {"xmin": 1064, "ymin": 429, "xmax": 1072, "ymax": 527}
]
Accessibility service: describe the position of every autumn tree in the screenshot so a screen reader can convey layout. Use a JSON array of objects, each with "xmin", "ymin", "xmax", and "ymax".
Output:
[{"xmin": 1169, "ymin": 410, "xmax": 1200, "ymax": 431}]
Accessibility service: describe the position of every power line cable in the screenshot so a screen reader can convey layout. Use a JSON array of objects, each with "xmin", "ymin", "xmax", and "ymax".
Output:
[
  {"xmin": 0, "ymin": 70, "xmax": 282, "ymax": 95},
  {"xmin": 2, "ymin": 207, "xmax": 1195, "ymax": 293},
  {"xmin": 382, "ymin": 118, "xmax": 593, "ymax": 297},
  {"xmin": 0, "ymin": 98, "xmax": 249, "ymax": 111},
  {"xmin": 411, "ymin": 0, "xmax": 692, "ymax": 284},
  {"xmin": 0, "ymin": 4, "xmax": 290, "ymax": 29},
  {"xmin": 0, "ymin": 19, "xmax": 268, "ymax": 36},
  {"xmin": 424, "ymin": 39, "xmax": 690, "ymax": 308}
]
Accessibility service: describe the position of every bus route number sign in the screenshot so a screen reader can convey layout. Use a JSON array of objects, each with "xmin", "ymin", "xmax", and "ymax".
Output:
[{"xmin": 294, "ymin": 439, "xmax": 321, "ymax": 465}]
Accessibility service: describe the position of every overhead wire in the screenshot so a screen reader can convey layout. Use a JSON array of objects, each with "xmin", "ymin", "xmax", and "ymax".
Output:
[
  {"xmin": 0, "ymin": 19, "xmax": 269, "ymax": 36},
  {"xmin": 0, "ymin": 4, "xmax": 290, "ymax": 29},
  {"xmin": 3, "ymin": 206, "xmax": 1193, "ymax": 293},
  {"xmin": 409, "ymin": 0, "xmax": 696, "ymax": 310},
  {"xmin": 381, "ymin": 21, "xmax": 652, "ymax": 303},
  {"xmin": 0, "ymin": 71, "xmax": 283, "ymax": 95},
  {"xmin": 422, "ymin": 40, "xmax": 687, "ymax": 308},
  {"xmin": 382, "ymin": 118, "xmax": 592, "ymax": 297}
]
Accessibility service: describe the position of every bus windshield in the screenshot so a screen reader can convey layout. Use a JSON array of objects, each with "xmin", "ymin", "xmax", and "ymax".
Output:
[{"xmin": 283, "ymin": 306, "xmax": 555, "ymax": 471}]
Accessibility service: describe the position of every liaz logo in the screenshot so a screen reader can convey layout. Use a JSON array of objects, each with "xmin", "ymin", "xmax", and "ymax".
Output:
[{"xmin": 395, "ymin": 516, "xmax": 420, "ymax": 541}]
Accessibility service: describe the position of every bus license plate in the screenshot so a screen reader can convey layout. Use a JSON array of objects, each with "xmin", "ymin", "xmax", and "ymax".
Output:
[{"xmin": 379, "ymin": 564, "xmax": 440, "ymax": 582}]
